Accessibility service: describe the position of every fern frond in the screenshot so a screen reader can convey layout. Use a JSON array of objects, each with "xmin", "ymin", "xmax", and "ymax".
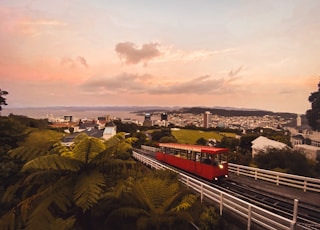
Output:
[
  {"xmin": 22, "ymin": 154, "xmax": 83, "ymax": 172},
  {"xmin": 73, "ymin": 137, "xmax": 106, "ymax": 163},
  {"xmin": 50, "ymin": 142, "xmax": 75, "ymax": 157},
  {"xmin": 1, "ymin": 183, "xmax": 21, "ymax": 204},
  {"xmin": 73, "ymin": 170, "xmax": 106, "ymax": 211},
  {"xmin": 9, "ymin": 146, "xmax": 49, "ymax": 162},
  {"xmin": 171, "ymin": 194, "xmax": 197, "ymax": 212},
  {"xmin": 49, "ymin": 217, "xmax": 76, "ymax": 230},
  {"xmin": 107, "ymin": 207, "xmax": 149, "ymax": 222}
]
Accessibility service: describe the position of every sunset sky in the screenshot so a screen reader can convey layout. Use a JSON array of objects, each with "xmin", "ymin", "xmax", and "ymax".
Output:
[{"xmin": 1, "ymin": 0, "xmax": 319, "ymax": 114}]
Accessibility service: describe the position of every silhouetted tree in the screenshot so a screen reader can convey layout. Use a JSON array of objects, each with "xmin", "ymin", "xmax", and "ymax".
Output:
[
  {"xmin": 0, "ymin": 89, "xmax": 8, "ymax": 115},
  {"xmin": 306, "ymin": 81, "xmax": 320, "ymax": 131},
  {"xmin": 196, "ymin": 137, "xmax": 207, "ymax": 146}
]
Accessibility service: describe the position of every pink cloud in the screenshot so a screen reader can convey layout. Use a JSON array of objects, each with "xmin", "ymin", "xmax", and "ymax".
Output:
[{"xmin": 115, "ymin": 42, "xmax": 161, "ymax": 65}]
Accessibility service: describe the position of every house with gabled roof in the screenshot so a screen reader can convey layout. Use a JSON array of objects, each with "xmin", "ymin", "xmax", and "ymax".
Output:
[
  {"xmin": 251, "ymin": 136, "xmax": 289, "ymax": 158},
  {"xmin": 103, "ymin": 121, "xmax": 117, "ymax": 140}
]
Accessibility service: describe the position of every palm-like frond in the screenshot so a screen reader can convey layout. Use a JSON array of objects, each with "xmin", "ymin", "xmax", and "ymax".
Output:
[
  {"xmin": 107, "ymin": 207, "xmax": 149, "ymax": 220},
  {"xmin": 171, "ymin": 194, "xmax": 197, "ymax": 212},
  {"xmin": 0, "ymin": 177, "xmax": 74, "ymax": 230},
  {"xmin": 48, "ymin": 217, "xmax": 76, "ymax": 230},
  {"xmin": 134, "ymin": 178, "xmax": 180, "ymax": 213},
  {"xmin": 9, "ymin": 146, "xmax": 49, "ymax": 162},
  {"xmin": 73, "ymin": 169, "xmax": 106, "ymax": 211},
  {"xmin": 22, "ymin": 154, "xmax": 83, "ymax": 172},
  {"xmin": 50, "ymin": 142, "xmax": 74, "ymax": 158},
  {"xmin": 73, "ymin": 137, "xmax": 105, "ymax": 163}
]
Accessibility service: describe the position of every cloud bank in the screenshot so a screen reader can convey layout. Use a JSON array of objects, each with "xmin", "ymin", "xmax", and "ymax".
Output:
[{"xmin": 81, "ymin": 72, "xmax": 239, "ymax": 95}]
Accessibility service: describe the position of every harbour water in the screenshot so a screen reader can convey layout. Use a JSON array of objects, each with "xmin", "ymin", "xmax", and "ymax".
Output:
[{"xmin": 2, "ymin": 107, "xmax": 147, "ymax": 122}]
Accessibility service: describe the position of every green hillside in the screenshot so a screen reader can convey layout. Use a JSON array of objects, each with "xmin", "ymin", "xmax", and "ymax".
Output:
[{"xmin": 171, "ymin": 129, "xmax": 236, "ymax": 144}]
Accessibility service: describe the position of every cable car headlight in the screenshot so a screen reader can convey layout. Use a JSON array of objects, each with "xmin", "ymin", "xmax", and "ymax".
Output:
[{"xmin": 219, "ymin": 164, "xmax": 224, "ymax": 169}]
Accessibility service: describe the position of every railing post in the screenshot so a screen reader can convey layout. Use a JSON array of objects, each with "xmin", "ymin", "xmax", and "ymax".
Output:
[
  {"xmin": 291, "ymin": 199, "xmax": 298, "ymax": 230},
  {"xmin": 220, "ymin": 193, "xmax": 223, "ymax": 216},
  {"xmin": 276, "ymin": 175, "xmax": 279, "ymax": 186},
  {"xmin": 200, "ymin": 184, "xmax": 203, "ymax": 203},
  {"xmin": 247, "ymin": 205, "xmax": 252, "ymax": 230},
  {"xmin": 237, "ymin": 166, "xmax": 240, "ymax": 175},
  {"xmin": 303, "ymin": 180, "xmax": 307, "ymax": 192},
  {"xmin": 255, "ymin": 170, "xmax": 257, "ymax": 180}
]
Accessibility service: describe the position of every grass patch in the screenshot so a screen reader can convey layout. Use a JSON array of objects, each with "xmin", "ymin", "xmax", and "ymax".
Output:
[{"xmin": 171, "ymin": 129, "xmax": 236, "ymax": 144}]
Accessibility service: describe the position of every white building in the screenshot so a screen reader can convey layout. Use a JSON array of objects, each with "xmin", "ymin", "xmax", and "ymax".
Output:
[
  {"xmin": 251, "ymin": 136, "xmax": 288, "ymax": 158},
  {"xmin": 103, "ymin": 121, "xmax": 117, "ymax": 140}
]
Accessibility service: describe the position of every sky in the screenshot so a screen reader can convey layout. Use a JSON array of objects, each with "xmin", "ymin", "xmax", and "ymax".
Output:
[{"xmin": 0, "ymin": 0, "xmax": 319, "ymax": 114}]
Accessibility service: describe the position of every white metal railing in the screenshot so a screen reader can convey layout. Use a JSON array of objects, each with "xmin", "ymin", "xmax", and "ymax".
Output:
[
  {"xmin": 140, "ymin": 145, "xmax": 320, "ymax": 193},
  {"xmin": 229, "ymin": 163, "xmax": 320, "ymax": 193},
  {"xmin": 133, "ymin": 151, "xmax": 296, "ymax": 230}
]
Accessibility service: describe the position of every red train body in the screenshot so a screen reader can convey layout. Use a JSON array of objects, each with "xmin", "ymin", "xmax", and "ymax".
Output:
[{"xmin": 155, "ymin": 143, "xmax": 229, "ymax": 181}]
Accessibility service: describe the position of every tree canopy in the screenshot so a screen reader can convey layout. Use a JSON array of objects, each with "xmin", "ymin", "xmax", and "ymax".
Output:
[
  {"xmin": 0, "ymin": 89, "xmax": 8, "ymax": 113},
  {"xmin": 306, "ymin": 81, "xmax": 320, "ymax": 131}
]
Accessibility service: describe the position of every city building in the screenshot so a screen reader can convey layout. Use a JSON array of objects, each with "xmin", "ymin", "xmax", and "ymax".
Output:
[
  {"xmin": 103, "ymin": 121, "xmax": 117, "ymax": 140},
  {"xmin": 143, "ymin": 113, "xmax": 153, "ymax": 127},
  {"xmin": 203, "ymin": 111, "xmax": 211, "ymax": 128},
  {"xmin": 251, "ymin": 136, "xmax": 289, "ymax": 158}
]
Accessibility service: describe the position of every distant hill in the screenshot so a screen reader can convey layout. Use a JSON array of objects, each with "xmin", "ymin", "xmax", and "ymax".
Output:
[{"xmin": 172, "ymin": 107, "xmax": 297, "ymax": 119}]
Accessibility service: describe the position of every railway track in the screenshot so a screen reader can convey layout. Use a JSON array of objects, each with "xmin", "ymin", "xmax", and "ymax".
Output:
[
  {"xmin": 133, "ymin": 148, "xmax": 320, "ymax": 229},
  {"xmin": 215, "ymin": 180, "xmax": 320, "ymax": 230}
]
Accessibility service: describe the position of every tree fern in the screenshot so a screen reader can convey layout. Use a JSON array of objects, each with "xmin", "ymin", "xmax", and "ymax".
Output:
[
  {"xmin": 50, "ymin": 142, "xmax": 74, "ymax": 158},
  {"xmin": 9, "ymin": 146, "xmax": 49, "ymax": 162},
  {"xmin": 73, "ymin": 169, "xmax": 106, "ymax": 211},
  {"xmin": 73, "ymin": 137, "xmax": 105, "ymax": 163},
  {"xmin": 22, "ymin": 154, "xmax": 83, "ymax": 172},
  {"xmin": 171, "ymin": 194, "xmax": 197, "ymax": 212}
]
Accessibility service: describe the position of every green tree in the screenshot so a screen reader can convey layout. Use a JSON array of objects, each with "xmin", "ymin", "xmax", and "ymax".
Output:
[
  {"xmin": 132, "ymin": 132, "xmax": 148, "ymax": 148},
  {"xmin": 0, "ymin": 135, "xmax": 136, "ymax": 230},
  {"xmin": 196, "ymin": 137, "xmax": 207, "ymax": 145},
  {"xmin": 254, "ymin": 148, "xmax": 316, "ymax": 177},
  {"xmin": 306, "ymin": 81, "xmax": 320, "ymax": 131},
  {"xmin": 151, "ymin": 128, "xmax": 173, "ymax": 142},
  {"xmin": 159, "ymin": 136, "xmax": 177, "ymax": 143},
  {"xmin": 0, "ymin": 89, "xmax": 8, "ymax": 115}
]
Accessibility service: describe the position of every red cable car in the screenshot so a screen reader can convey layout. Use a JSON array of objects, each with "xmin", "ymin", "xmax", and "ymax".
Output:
[{"xmin": 155, "ymin": 143, "xmax": 229, "ymax": 181}]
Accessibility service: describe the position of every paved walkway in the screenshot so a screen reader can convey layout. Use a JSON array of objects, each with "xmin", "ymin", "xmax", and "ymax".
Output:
[{"xmin": 228, "ymin": 173, "xmax": 320, "ymax": 207}]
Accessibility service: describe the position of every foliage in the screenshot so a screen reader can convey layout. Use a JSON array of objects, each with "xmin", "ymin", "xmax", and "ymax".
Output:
[
  {"xmin": 151, "ymin": 128, "xmax": 173, "ymax": 142},
  {"xmin": 218, "ymin": 136, "xmax": 239, "ymax": 151},
  {"xmin": 0, "ymin": 89, "xmax": 8, "ymax": 113},
  {"xmin": 199, "ymin": 206, "xmax": 220, "ymax": 230},
  {"xmin": 196, "ymin": 137, "xmax": 207, "ymax": 145},
  {"xmin": 8, "ymin": 114, "xmax": 48, "ymax": 129},
  {"xmin": 228, "ymin": 151, "xmax": 252, "ymax": 165},
  {"xmin": 159, "ymin": 136, "xmax": 177, "ymax": 143},
  {"xmin": 132, "ymin": 132, "xmax": 148, "ymax": 148},
  {"xmin": 105, "ymin": 170, "xmax": 197, "ymax": 230},
  {"xmin": 18, "ymin": 129, "xmax": 64, "ymax": 151},
  {"xmin": 306, "ymin": 81, "xmax": 320, "ymax": 131},
  {"xmin": 0, "ymin": 116, "xmax": 28, "ymax": 149},
  {"xmin": 238, "ymin": 134, "xmax": 259, "ymax": 154},
  {"xmin": 0, "ymin": 134, "xmax": 137, "ymax": 230},
  {"xmin": 113, "ymin": 119, "xmax": 139, "ymax": 134},
  {"xmin": 254, "ymin": 148, "xmax": 316, "ymax": 177}
]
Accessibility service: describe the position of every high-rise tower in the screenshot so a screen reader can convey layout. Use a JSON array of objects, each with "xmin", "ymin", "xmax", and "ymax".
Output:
[{"xmin": 203, "ymin": 111, "xmax": 211, "ymax": 128}]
